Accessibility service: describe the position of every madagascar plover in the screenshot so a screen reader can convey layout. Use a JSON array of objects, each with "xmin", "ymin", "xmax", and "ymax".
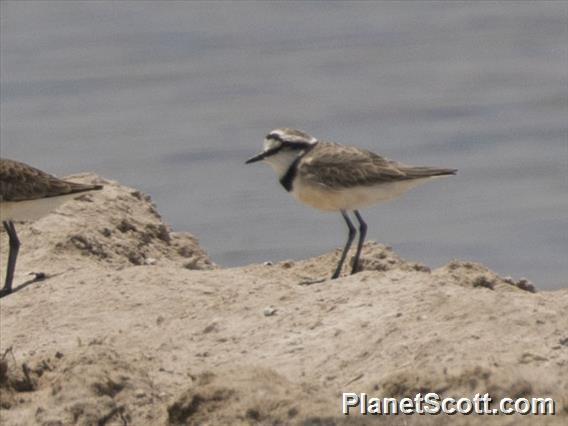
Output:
[
  {"xmin": 0, "ymin": 158, "xmax": 103, "ymax": 297},
  {"xmin": 246, "ymin": 128, "xmax": 457, "ymax": 280}
]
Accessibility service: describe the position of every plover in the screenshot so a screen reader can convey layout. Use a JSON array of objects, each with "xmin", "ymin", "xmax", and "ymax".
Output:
[
  {"xmin": 0, "ymin": 159, "xmax": 103, "ymax": 297},
  {"xmin": 246, "ymin": 128, "xmax": 457, "ymax": 280}
]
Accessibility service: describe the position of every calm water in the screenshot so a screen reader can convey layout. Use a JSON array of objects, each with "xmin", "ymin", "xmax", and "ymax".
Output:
[{"xmin": 1, "ymin": 2, "xmax": 566, "ymax": 289}]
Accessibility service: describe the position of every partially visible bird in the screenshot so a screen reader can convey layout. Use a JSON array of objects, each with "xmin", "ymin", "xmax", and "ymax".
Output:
[{"xmin": 0, "ymin": 158, "xmax": 103, "ymax": 297}]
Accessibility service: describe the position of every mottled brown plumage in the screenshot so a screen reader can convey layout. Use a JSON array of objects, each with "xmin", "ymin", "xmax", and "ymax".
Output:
[
  {"xmin": 298, "ymin": 141, "xmax": 456, "ymax": 189},
  {"xmin": 0, "ymin": 158, "xmax": 102, "ymax": 202}
]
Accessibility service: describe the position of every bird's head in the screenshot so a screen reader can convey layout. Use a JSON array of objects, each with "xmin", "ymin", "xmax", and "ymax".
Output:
[{"xmin": 246, "ymin": 128, "xmax": 318, "ymax": 177}]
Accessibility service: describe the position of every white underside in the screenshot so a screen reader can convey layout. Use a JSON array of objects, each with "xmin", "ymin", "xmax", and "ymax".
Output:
[
  {"xmin": 291, "ymin": 176, "xmax": 446, "ymax": 211},
  {"xmin": 0, "ymin": 193, "xmax": 81, "ymax": 222}
]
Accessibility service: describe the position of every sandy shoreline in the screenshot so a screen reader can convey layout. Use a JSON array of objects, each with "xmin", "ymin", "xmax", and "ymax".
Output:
[{"xmin": 1, "ymin": 175, "xmax": 566, "ymax": 425}]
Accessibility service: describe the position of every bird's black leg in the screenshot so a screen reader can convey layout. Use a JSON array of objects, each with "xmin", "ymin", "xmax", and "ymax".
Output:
[
  {"xmin": 351, "ymin": 210, "xmax": 368, "ymax": 275},
  {"xmin": 332, "ymin": 210, "xmax": 356, "ymax": 279},
  {"xmin": 1, "ymin": 220, "xmax": 20, "ymax": 298}
]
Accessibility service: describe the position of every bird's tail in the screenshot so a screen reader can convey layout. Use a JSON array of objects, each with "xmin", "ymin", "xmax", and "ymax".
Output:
[{"xmin": 400, "ymin": 166, "xmax": 458, "ymax": 179}]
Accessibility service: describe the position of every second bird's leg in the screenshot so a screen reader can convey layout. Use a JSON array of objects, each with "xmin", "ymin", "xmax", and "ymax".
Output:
[
  {"xmin": 351, "ymin": 210, "xmax": 367, "ymax": 274},
  {"xmin": 332, "ymin": 210, "xmax": 356, "ymax": 279},
  {"xmin": 1, "ymin": 220, "xmax": 20, "ymax": 298}
]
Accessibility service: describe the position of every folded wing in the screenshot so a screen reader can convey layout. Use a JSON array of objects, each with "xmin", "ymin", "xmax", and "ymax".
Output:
[
  {"xmin": 299, "ymin": 142, "xmax": 455, "ymax": 189},
  {"xmin": 0, "ymin": 159, "xmax": 102, "ymax": 202}
]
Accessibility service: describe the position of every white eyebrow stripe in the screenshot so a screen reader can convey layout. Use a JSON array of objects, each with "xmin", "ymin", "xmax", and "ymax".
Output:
[{"xmin": 263, "ymin": 138, "xmax": 282, "ymax": 151}]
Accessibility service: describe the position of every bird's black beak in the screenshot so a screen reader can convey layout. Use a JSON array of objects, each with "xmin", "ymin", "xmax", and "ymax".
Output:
[{"xmin": 245, "ymin": 150, "xmax": 269, "ymax": 164}]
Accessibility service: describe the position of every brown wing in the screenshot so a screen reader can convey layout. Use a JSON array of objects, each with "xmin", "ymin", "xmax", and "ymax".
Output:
[
  {"xmin": 0, "ymin": 158, "xmax": 102, "ymax": 202},
  {"xmin": 299, "ymin": 142, "xmax": 457, "ymax": 189},
  {"xmin": 298, "ymin": 142, "xmax": 407, "ymax": 189}
]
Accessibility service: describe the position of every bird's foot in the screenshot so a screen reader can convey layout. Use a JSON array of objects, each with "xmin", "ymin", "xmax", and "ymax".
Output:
[
  {"xmin": 298, "ymin": 277, "xmax": 327, "ymax": 286},
  {"xmin": 350, "ymin": 265, "xmax": 362, "ymax": 275},
  {"xmin": 29, "ymin": 272, "xmax": 47, "ymax": 281},
  {"xmin": 0, "ymin": 288, "xmax": 12, "ymax": 299},
  {"xmin": 350, "ymin": 259, "xmax": 364, "ymax": 275}
]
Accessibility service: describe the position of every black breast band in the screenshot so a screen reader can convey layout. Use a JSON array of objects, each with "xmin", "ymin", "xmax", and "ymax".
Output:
[
  {"xmin": 279, "ymin": 156, "xmax": 302, "ymax": 192},
  {"xmin": 279, "ymin": 143, "xmax": 317, "ymax": 192}
]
